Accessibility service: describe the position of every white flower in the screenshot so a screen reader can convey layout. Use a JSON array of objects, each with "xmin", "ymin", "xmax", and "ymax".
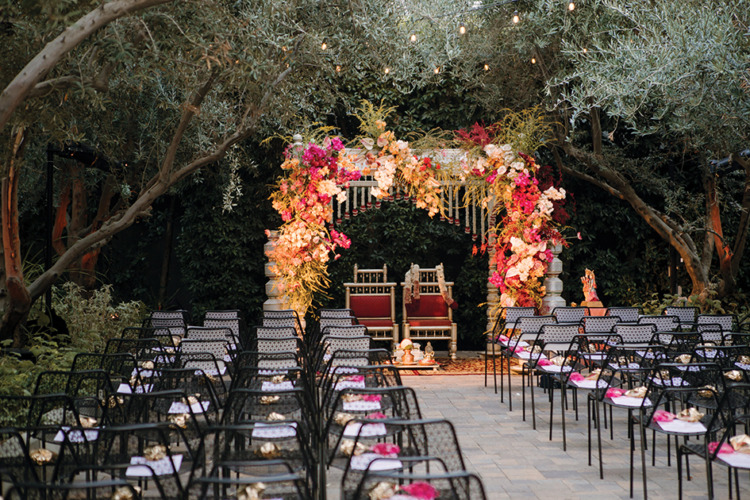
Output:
[
  {"xmin": 501, "ymin": 144, "xmax": 513, "ymax": 152},
  {"xmin": 543, "ymin": 186, "xmax": 566, "ymax": 200},
  {"xmin": 484, "ymin": 144, "xmax": 502, "ymax": 159},
  {"xmin": 510, "ymin": 161, "xmax": 525, "ymax": 171}
]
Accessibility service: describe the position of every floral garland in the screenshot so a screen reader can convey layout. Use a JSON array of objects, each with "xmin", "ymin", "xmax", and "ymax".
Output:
[
  {"xmin": 267, "ymin": 110, "xmax": 567, "ymax": 317},
  {"xmin": 266, "ymin": 137, "xmax": 361, "ymax": 312},
  {"xmin": 456, "ymin": 142, "xmax": 566, "ymax": 308}
]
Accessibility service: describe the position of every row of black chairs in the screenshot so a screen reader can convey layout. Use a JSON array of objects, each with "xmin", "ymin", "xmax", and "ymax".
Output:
[{"xmin": 487, "ymin": 305, "xmax": 750, "ymax": 499}]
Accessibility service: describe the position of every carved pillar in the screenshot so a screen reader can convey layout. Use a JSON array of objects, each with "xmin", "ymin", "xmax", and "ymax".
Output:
[
  {"xmin": 541, "ymin": 242, "xmax": 566, "ymax": 314},
  {"xmin": 263, "ymin": 230, "xmax": 286, "ymax": 311}
]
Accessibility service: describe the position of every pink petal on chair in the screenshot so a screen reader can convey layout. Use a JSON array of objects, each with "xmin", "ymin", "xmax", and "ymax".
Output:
[
  {"xmin": 708, "ymin": 441, "xmax": 734, "ymax": 454},
  {"xmin": 652, "ymin": 410, "xmax": 675, "ymax": 422},
  {"xmin": 605, "ymin": 388, "xmax": 625, "ymax": 398}
]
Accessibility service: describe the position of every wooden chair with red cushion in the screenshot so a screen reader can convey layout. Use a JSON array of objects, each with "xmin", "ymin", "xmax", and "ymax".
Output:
[
  {"xmin": 401, "ymin": 265, "xmax": 458, "ymax": 360},
  {"xmin": 344, "ymin": 264, "xmax": 399, "ymax": 349}
]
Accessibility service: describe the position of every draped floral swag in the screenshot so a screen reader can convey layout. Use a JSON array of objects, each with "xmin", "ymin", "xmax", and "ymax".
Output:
[{"xmin": 266, "ymin": 103, "xmax": 567, "ymax": 316}]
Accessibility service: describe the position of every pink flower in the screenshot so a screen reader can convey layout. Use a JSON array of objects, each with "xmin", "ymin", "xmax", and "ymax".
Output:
[
  {"xmin": 362, "ymin": 394, "xmax": 382, "ymax": 402},
  {"xmin": 708, "ymin": 441, "xmax": 734, "ymax": 454},
  {"xmin": 370, "ymin": 442, "xmax": 400, "ymax": 457},
  {"xmin": 577, "ymin": 232, "xmax": 582, "ymax": 240},
  {"xmin": 537, "ymin": 358, "xmax": 552, "ymax": 366},
  {"xmin": 652, "ymin": 410, "xmax": 675, "ymax": 423},
  {"xmin": 605, "ymin": 388, "xmax": 625, "ymax": 398},
  {"xmin": 496, "ymin": 335, "xmax": 509, "ymax": 343},
  {"xmin": 347, "ymin": 375, "xmax": 364, "ymax": 382},
  {"xmin": 365, "ymin": 412, "xmax": 387, "ymax": 420},
  {"xmin": 400, "ymin": 482, "xmax": 439, "ymax": 500},
  {"xmin": 569, "ymin": 372, "xmax": 584, "ymax": 382}
]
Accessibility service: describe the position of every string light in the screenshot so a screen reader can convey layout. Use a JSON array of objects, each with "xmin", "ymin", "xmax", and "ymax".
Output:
[
  {"xmin": 321, "ymin": 40, "xmax": 328, "ymax": 50},
  {"xmin": 568, "ymin": 1, "xmax": 575, "ymax": 11},
  {"xmin": 459, "ymin": 23, "xmax": 466, "ymax": 35},
  {"xmin": 384, "ymin": 67, "xmax": 390, "ymax": 74},
  {"xmin": 483, "ymin": 63, "xmax": 490, "ymax": 71},
  {"xmin": 410, "ymin": 33, "xmax": 417, "ymax": 42},
  {"xmin": 512, "ymin": 11, "xmax": 520, "ymax": 24},
  {"xmin": 335, "ymin": 65, "xmax": 341, "ymax": 72},
  {"xmin": 434, "ymin": 66, "xmax": 440, "ymax": 74},
  {"xmin": 582, "ymin": 47, "xmax": 588, "ymax": 53},
  {"xmin": 531, "ymin": 57, "xmax": 536, "ymax": 64}
]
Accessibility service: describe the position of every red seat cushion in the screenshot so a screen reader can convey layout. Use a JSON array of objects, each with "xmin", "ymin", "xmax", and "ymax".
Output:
[
  {"xmin": 351, "ymin": 295, "xmax": 391, "ymax": 318},
  {"xmin": 409, "ymin": 319, "xmax": 452, "ymax": 328},
  {"xmin": 405, "ymin": 295, "xmax": 449, "ymax": 318},
  {"xmin": 359, "ymin": 319, "xmax": 395, "ymax": 328}
]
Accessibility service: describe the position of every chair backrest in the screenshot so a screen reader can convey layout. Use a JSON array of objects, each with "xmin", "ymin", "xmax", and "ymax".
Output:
[
  {"xmin": 581, "ymin": 316, "xmax": 620, "ymax": 334},
  {"xmin": 263, "ymin": 317, "xmax": 299, "ymax": 329},
  {"xmin": 256, "ymin": 337, "xmax": 300, "ymax": 354},
  {"xmin": 401, "ymin": 265, "xmax": 453, "ymax": 321},
  {"xmin": 180, "ymin": 339, "xmax": 228, "ymax": 359},
  {"xmin": 204, "ymin": 309, "xmax": 240, "ymax": 320},
  {"xmin": 319, "ymin": 308, "xmax": 356, "ymax": 319},
  {"xmin": 696, "ymin": 323, "xmax": 724, "ymax": 343},
  {"xmin": 323, "ymin": 335, "xmax": 371, "ymax": 355},
  {"xmin": 202, "ymin": 318, "xmax": 241, "ymax": 343},
  {"xmin": 504, "ymin": 306, "xmax": 537, "ymax": 324},
  {"xmin": 638, "ymin": 315, "xmax": 680, "ymax": 331},
  {"xmin": 186, "ymin": 326, "xmax": 232, "ymax": 343},
  {"xmin": 255, "ymin": 326, "xmax": 297, "ymax": 339},
  {"xmin": 614, "ymin": 323, "xmax": 656, "ymax": 344},
  {"xmin": 540, "ymin": 324, "xmax": 581, "ymax": 352},
  {"xmin": 697, "ymin": 314, "xmax": 736, "ymax": 332},
  {"xmin": 320, "ymin": 317, "xmax": 357, "ymax": 329},
  {"xmin": 346, "ymin": 264, "xmax": 397, "ymax": 320},
  {"xmin": 321, "ymin": 325, "xmax": 368, "ymax": 338},
  {"xmin": 552, "ymin": 307, "xmax": 588, "ymax": 324},
  {"xmin": 664, "ymin": 306, "xmax": 698, "ymax": 325},
  {"xmin": 518, "ymin": 315, "xmax": 557, "ymax": 335},
  {"xmin": 606, "ymin": 306, "xmax": 641, "ymax": 323}
]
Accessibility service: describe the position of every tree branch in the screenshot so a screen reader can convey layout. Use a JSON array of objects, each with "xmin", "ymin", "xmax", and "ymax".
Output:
[{"xmin": 0, "ymin": 0, "xmax": 177, "ymax": 131}]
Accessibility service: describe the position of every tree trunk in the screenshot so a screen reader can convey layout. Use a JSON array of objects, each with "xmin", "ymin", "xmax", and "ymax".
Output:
[
  {"xmin": 557, "ymin": 140, "xmax": 712, "ymax": 297},
  {"xmin": 705, "ymin": 174, "xmax": 735, "ymax": 295},
  {"xmin": 0, "ymin": 129, "xmax": 30, "ymax": 346}
]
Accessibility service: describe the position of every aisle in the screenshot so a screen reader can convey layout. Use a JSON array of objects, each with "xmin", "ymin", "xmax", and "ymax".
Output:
[{"xmin": 403, "ymin": 374, "xmax": 727, "ymax": 500}]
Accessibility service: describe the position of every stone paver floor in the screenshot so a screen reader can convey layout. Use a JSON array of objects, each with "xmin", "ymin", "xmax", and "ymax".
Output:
[
  {"xmin": 327, "ymin": 372, "xmax": 742, "ymax": 499},
  {"xmin": 403, "ymin": 374, "xmax": 735, "ymax": 499}
]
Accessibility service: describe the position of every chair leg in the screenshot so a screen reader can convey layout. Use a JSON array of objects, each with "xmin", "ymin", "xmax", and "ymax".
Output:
[
  {"xmin": 705, "ymin": 452, "xmax": 714, "ymax": 500},
  {"xmin": 640, "ymin": 419, "xmax": 649, "ymax": 500},
  {"xmin": 588, "ymin": 398, "xmax": 592, "ymax": 466},
  {"xmin": 561, "ymin": 384, "xmax": 567, "ymax": 451},
  {"xmin": 522, "ymin": 369, "xmax": 527, "ymax": 423},
  {"xmin": 677, "ymin": 447, "xmax": 683, "ymax": 500},
  {"xmin": 596, "ymin": 398, "xmax": 604, "ymax": 480},
  {"xmin": 549, "ymin": 385, "xmax": 555, "ymax": 442},
  {"xmin": 507, "ymin": 359, "xmax": 513, "ymax": 412},
  {"xmin": 530, "ymin": 372, "xmax": 536, "ymax": 430},
  {"xmin": 492, "ymin": 345, "xmax": 498, "ymax": 394},
  {"xmin": 484, "ymin": 343, "xmax": 488, "ymax": 387},
  {"xmin": 629, "ymin": 416, "xmax": 635, "ymax": 498}
]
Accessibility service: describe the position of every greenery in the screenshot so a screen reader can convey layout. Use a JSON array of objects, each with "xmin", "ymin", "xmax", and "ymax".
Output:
[
  {"xmin": 0, "ymin": 281, "xmax": 145, "ymax": 425},
  {"xmin": 322, "ymin": 201, "xmax": 489, "ymax": 350}
]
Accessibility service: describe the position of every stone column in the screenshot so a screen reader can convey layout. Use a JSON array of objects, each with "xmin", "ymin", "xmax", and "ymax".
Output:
[
  {"xmin": 541, "ymin": 243, "xmax": 566, "ymax": 314},
  {"xmin": 263, "ymin": 230, "xmax": 286, "ymax": 311}
]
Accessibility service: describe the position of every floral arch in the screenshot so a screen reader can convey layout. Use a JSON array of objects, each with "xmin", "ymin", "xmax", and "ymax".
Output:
[{"xmin": 266, "ymin": 105, "xmax": 568, "ymax": 325}]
